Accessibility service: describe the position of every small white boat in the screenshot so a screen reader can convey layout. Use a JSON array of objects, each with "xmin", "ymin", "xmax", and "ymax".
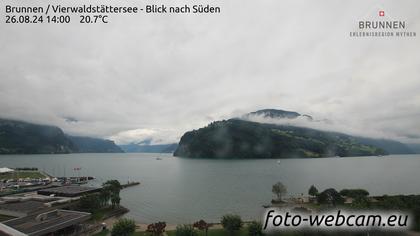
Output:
[{"xmin": 277, "ymin": 160, "xmax": 281, "ymax": 164}]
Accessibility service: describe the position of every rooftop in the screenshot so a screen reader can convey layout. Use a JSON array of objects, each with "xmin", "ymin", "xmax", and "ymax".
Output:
[
  {"xmin": 2, "ymin": 210, "xmax": 91, "ymax": 236},
  {"xmin": 37, "ymin": 186, "xmax": 100, "ymax": 197},
  {"xmin": 0, "ymin": 200, "xmax": 46, "ymax": 215}
]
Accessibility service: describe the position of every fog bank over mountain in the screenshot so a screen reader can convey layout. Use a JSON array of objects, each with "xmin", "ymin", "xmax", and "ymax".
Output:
[{"xmin": 240, "ymin": 109, "xmax": 416, "ymax": 144}]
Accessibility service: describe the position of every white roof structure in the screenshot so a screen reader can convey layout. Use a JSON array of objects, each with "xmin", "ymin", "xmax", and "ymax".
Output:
[{"xmin": 0, "ymin": 167, "xmax": 14, "ymax": 173}]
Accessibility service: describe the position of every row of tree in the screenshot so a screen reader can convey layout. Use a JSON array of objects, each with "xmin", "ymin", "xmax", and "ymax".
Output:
[
  {"xmin": 308, "ymin": 185, "xmax": 370, "ymax": 206},
  {"xmin": 175, "ymin": 215, "xmax": 263, "ymax": 236},
  {"xmin": 270, "ymin": 181, "xmax": 371, "ymax": 207},
  {"xmin": 79, "ymin": 179, "xmax": 123, "ymax": 211},
  {"xmin": 110, "ymin": 215, "xmax": 263, "ymax": 236},
  {"xmin": 307, "ymin": 186, "xmax": 420, "ymax": 230}
]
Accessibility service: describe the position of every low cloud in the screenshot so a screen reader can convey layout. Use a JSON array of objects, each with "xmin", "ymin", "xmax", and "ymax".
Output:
[
  {"xmin": 108, "ymin": 128, "xmax": 180, "ymax": 145},
  {"xmin": 242, "ymin": 112, "xmax": 420, "ymax": 144},
  {"xmin": 0, "ymin": 0, "xmax": 419, "ymax": 144}
]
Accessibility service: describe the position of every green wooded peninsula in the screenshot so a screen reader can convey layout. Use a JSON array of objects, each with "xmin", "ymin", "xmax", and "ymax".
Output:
[{"xmin": 174, "ymin": 109, "xmax": 414, "ymax": 159}]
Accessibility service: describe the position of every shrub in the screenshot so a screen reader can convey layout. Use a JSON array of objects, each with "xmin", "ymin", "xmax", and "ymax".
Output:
[
  {"xmin": 79, "ymin": 194, "xmax": 101, "ymax": 211},
  {"xmin": 175, "ymin": 225, "xmax": 198, "ymax": 236},
  {"xmin": 221, "ymin": 214, "xmax": 242, "ymax": 235},
  {"xmin": 111, "ymin": 218, "xmax": 136, "ymax": 236},
  {"xmin": 193, "ymin": 220, "xmax": 210, "ymax": 236},
  {"xmin": 247, "ymin": 221, "xmax": 263, "ymax": 236},
  {"xmin": 308, "ymin": 185, "xmax": 318, "ymax": 197},
  {"xmin": 340, "ymin": 189, "xmax": 369, "ymax": 198},
  {"xmin": 272, "ymin": 182, "xmax": 287, "ymax": 201},
  {"xmin": 146, "ymin": 222, "xmax": 166, "ymax": 236},
  {"xmin": 317, "ymin": 188, "xmax": 344, "ymax": 206}
]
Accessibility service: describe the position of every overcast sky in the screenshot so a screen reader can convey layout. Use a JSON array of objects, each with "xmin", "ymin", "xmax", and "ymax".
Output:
[{"xmin": 1, "ymin": 0, "xmax": 420, "ymax": 144}]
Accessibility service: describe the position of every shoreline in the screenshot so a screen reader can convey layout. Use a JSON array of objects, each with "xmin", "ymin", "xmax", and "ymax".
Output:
[
  {"xmin": 101, "ymin": 213, "xmax": 259, "ymax": 232},
  {"xmin": 101, "ymin": 216, "xmax": 226, "ymax": 231}
]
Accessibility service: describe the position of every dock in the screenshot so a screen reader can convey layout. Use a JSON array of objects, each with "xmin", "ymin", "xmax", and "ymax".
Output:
[{"xmin": 122, "ymin": 181, "xmax": 140, "ymax": 188}]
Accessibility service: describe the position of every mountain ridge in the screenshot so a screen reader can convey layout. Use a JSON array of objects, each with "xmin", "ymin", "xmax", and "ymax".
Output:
[
  {"xmin": 68, "ymin": 135, "xmax": 123, "ymax": 153},
  {"xmin": 0, "ymin": 118, "xmax": 123, "ymax": 154}
]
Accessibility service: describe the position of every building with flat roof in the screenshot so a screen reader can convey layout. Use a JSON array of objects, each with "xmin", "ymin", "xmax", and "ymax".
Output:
[
  {"xmin": 37, "ymin": 186, "xmax": 100, "ymax": 197},
  {"xmin": 1, "ymin": 209, "xmax": 91, "ymax": 236},
  {"xmin": 0, "ymin": 200, "xmax": 49, "ymax": 218}
]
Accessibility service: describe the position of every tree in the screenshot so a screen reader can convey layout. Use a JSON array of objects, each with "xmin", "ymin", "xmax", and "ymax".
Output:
[
  {"xmin": 221, "ymin": 214, "xmax": 242, "ymax": 236},
  {"xmin": 193, "ymin": 220, "xmax": 210, "ymax": 236},
  {"xmin": 111, "ymin": 195, "xmax": 121, "ymax": 208},
  {"xmin": 317, "ymin": 188, "xmax": 344, "ymax": 206},
  {"xmin": 272, "ymin": 182, "xmax": 287, "ymax": 201},
  {"xmin": 103, "ymin": 180, "xmax": 122, "ymax": 195},
  {"xmin": 339, "ymin": 189, "xmax": 369, "ymax": 198},
  {"xmin": 147, "ymin": 222, "xmax": 166, "ymax": 236},
  {"xmin": 111, "ymin": 218, "xmax": 136, "ymax": 236},
  {"xmin": 351, "ymin": 195, "xmax": 370, "ymax": 209},
  {"xmin": 99, "ymin": 189, "xmax": 111, "ymax": 207},
  {"xmin": 247, "ymin": 221, "xmax": 263, "ymax": 236},
  {"xmin": 308, "ymin": 185, "xmax": 318, "ymax": 197},
  {"xmin": 103, "ymin": 180, "xmax": 122, "ymax": 208},
  {"xmin": 79, "ymin": 194, "xmax": 101, "ymax": 211},
  {"xmin": 175, "ymin": 225, "xmax": 198, "ymax": 236}
]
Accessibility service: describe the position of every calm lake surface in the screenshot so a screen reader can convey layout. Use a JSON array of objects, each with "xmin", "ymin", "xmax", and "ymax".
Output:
[{"xmin": 0, "ymin": 153, "xmax": 420, "ymax": 223}]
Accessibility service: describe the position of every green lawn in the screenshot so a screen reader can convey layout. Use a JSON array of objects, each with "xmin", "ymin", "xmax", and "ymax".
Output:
[
  {"xmin": 86, "ymin": 206, "xmax": 129, "ymax": 222},
  {"xmin": 91, "ymin": 223, "xmax": 310, "ymax": 236},
  {"xmin": 132, "ymin": 232, "xmax": 150, "ymax": 236},
  {"xmin": 91, "ymin": 208, "xmax": 112, "ymax": 221},
  {"xmin": 167, "ymin": 228, "xmax": 248, "ymax": 236},
  {"xmin": 93, "ymin": 230, "xmax": 149, "ymax": 236},
  {"xmin": 92, "ymin": 229, "xmax": 109, "ymax": 236},
  {"xmin": 0, "ymin": 171, "xmax": 47, "ymax": 180},
  {"xmin": 94, "ymin": 227, "xmax": 410, "ymax": 236},
  {"xmin": 93, "ymin": 228, "xmax": 248, "ymax": 236},
  {"xmin": 167, "ymin": 228, "xmax": 300, "ymax": 236}
]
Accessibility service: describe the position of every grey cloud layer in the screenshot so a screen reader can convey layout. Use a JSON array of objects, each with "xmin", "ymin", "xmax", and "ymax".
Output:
[{"xmin": 0, "ymin": 0, "xmax": 419, "ymax": 144}]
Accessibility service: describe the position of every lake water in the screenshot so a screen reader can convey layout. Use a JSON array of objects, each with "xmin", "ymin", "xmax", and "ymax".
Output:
[{"xmin": 0, "ymin": 153, "xmax": 419, "ymax": 224}]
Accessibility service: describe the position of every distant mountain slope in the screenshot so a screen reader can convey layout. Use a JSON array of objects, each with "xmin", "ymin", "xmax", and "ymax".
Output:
[
  {"xmin": 0, "ymin": 119, "xmax": 123, "ymax": 154},
  {"xmin": 174, "ymin": 119, "xmax": 387, "ymax": 159},
  {"xmin": 354, "ymin": 137, "xmax": 414, "ymax": 154},
  {"xmin": 119, "ymin": 143, "xmax": 178, "ymax": 153},
  {"xmin": 68, "ymin": 136, "xmax": 123, "ymax": 153},
  {"xmin": 0, "ymin": 119, "xmax": 77, "ymax": 154},
  {"xmin": 405, "ymin": 143, "xmax": 420, "ymax": 154}
]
